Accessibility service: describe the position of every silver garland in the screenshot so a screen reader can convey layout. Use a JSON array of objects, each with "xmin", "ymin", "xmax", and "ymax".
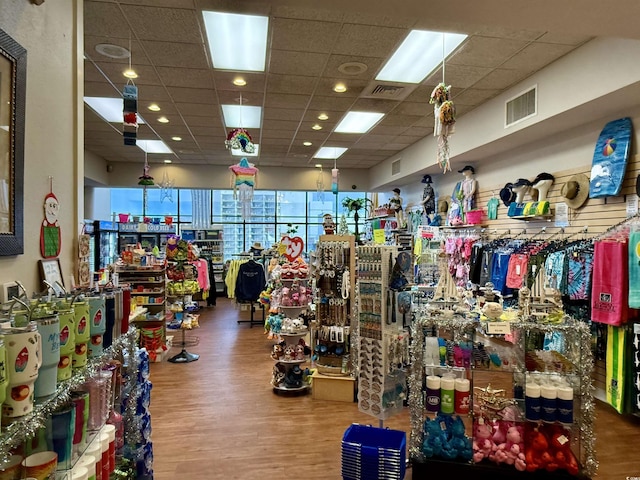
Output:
[
  {"xmin": 408, "ymin": 313, "xmax": 597, "ymax": 477},
  {"xmin": 123, "ymin": 333, "xmax": 144, "ymax": 449},
  {"xmin": 0, "ymin": 328, "xmax": 137, "ymax": 456}
]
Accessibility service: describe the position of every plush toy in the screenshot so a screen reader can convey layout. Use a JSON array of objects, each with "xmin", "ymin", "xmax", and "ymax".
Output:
[
  {"xmin": 295, "ymin": 344, "xmax": 305, "ymax": 360},
  {"xmin": 280, "ymin": 287, "xmax": 292, "ymax": 306},
  {"xmin": 422, "ymin": 417, "xmax": 445, "ymax": 458},
  {"xmin": 284, "ymin": 365, "xmax": 304, "ymax": 388},
  {"xmin": 298, "ymin": 286, "xmax": 308, "ymax": 305},
  {"xmin": 472, "ymin": 418, "xmax": 494, "ymax": 463},
  {"xmin": 284, "ymin": 345, "xmax": 295, "ymax": 361},
  {"xmin": 271, "ymin": 343, "xmax": 284, "ymax": 360},
  {"xmin": 443, "ymin": 415, "xmax": 473, "ymax": 461},
  {"xmin": 482, "ymin": 301, "xmax": 503, "ymax": 320}
]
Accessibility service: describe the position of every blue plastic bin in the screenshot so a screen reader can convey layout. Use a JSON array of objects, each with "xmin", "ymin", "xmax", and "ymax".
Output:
[{"xmin": 341, "ymin": 424, "xmax": 406, "ymax": 480}]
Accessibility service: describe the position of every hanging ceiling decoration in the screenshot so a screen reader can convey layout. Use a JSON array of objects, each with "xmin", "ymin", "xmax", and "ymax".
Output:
[
  {"xmin": 158, "ymin": 169, "xmax": 175, "ymax": 203},
  {"xmin": 430, "ymin": 35, "xmax": 457, "ymax": 173},
  {"xmin": 224, "ymin": 93, "xmax": 255, "ymax": 154},
  {"xmin": 123, "ymin": 34, "xmax": 138, "ymax": 146}
]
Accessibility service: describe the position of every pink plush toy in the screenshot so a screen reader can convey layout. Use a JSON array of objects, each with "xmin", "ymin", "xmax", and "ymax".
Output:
[
  {"xmin": 472, "ymin": 419, "xmax": 494, "ymax": 463},
  {"xmin": 494, "ymin": 425, "xmax": 526, "ymax": 471},
  {"xmin": 291, "ymin": 292, "xmax": 300, "ymax": 306},
  {"xmin": 298, "ymin": 286, "xmax": 308, "ymax": 305},
  {"xmin": 280, "ymin": 287, "xmax": 292, "ymax": 306}
]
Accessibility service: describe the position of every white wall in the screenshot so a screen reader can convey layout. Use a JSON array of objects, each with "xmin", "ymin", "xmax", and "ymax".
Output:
[{"xmin": 0, "ymin": 1, "xmax": 82, "ymax": 294}]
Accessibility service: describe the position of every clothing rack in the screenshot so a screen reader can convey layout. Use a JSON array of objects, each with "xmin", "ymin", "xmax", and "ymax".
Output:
[{"xmin": 593, "ymin": 212, "xmax": 640, "ymax": 241}]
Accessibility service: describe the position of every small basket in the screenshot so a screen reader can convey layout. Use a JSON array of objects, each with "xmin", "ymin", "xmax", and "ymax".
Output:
[
  {"xmin": 465, "ymin": 209, "xmax": 484, "ymax": 225},
  {"xmin": 341, "ymin": 424, "xmax": 406, "ymax": 480}
]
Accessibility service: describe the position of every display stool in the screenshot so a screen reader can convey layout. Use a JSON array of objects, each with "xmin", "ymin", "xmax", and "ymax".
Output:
[{"xmin": 311, "ymin": 371, "xmax": 355, "ymax": 402}]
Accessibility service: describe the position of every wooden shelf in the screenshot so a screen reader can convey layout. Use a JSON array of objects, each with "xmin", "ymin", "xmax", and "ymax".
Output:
[
  {"xmin": 130, "ymin": 290, "xmax": 164, "ymax": 295},
  {"xmin": 509, "ymin": 214, "xmax": 554, "ymax": 221}
]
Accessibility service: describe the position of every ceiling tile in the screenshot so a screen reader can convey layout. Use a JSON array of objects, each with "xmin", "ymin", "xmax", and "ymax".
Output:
[
  {"xmin": 307, "ymin": 94, "xmax": 355, "ymax": 111},
  {"xmin": 271, "ymin": 18, "xmax": 343, "ymax": 53},
  {"xmin": 323, "ymin": 54, "xmax": 383, "ymax": 80},
  {"xmin": 157, "ymin": 67, "xmax": 213, "ymax": 88},
  {"xmin": 395, "ymin": 134, "xmax": 426, "ymax": 144},
  {"xmin": 137, "ymin": 85, "xmax": 173, "ymax": 104},
  {"xmin": 325, "ymin": 132, "xmax": 363, "ymax": 143},
  {"xmin": 89, "ymin": 61, "xmax": 162, "ymax": 86},
  {"xmin": 471, "ymin": 68, "xmax": 531, "ymax": 90},
  {"xmin": 189, "ymin": 126, "xmax": 222, "ymax": 136},
  {"xmin": 216, "ymin": 89, "xmax": 263, "ymax": 106},
  {"xmin": 142, "ymin": 41, "xmax": 209, "ymax": 69},
  {"xmin": 142, "ymin": 102, "xmax": 179, "ymax": 116},
  {"xmin": 84, "ymin": 2, "xmax": 131, "ymax": 38},
  {"xmin": 175, "ymin": 102, "xmax": 220, "ymax": 116},
  {"xmin": 264, "ymin": 93, "xmax": 311, "ymax": 109},
  {"xmin": 402, "ymin": 126, "xmax": 433, "ymax": 137},
  {"xmin": 368, "ymin": 125, "xmax": 407, "ymax": 136},
  {"xmin": 167, "ymin": 87, "xmax": 217, "ymax": 104},
  {"xmin": 425, "ymin": 64, "xmax": 493, "ymax": 90},
  {"xmin": 348, "ymin": 98, "xmax": 400, "ymax": 114},
  {"xmin": 411, "ymin": 115, "xmax": 435, "ymax": 128},
  {"xmin": 212, "ymin": 71, "xmax": 266, "ymax": 93},
  {"xmin": 333, "ymin": 24, "xmax": 407, "ymax": 58},
  {"xmin": 452, "ymin": 88, "xmax": 500, "ymax": 105},
  {"xmin": 260, "ymin": 119, "xmax": 300, "ymax": 132},
  {"xmin": 259, "ymin": 144, "xmax": 290, "ymax": 154},
  {"xmin": 263, "ymin": 108, "xmax": 306, "ymax": 122},
  {"xmin": 449, "ymin": 36, "xmax": 529, "ymax": 68},
  {"xmin": 271, "ymin": 5, "xmax": 344, "ymax": 22},
  {"xmin": 262, "ymin": 129, "xmax": 301, "ymax": 140},
  {"xmin": 313, "ymin": 77, "xmax": 367, "ymax": 98},
  {"xmin": 269, "ymin": 50, "xmax": 329, "ymax": 77},
  {"xmin": 267, "ymin": 74, "xmax": 317, "ymax": 95},
  {"xmin": 122, "ymin": 5, "xmax": 202, "ymax": 43},
  {"xmin": 394, "ymin": 102, "xmax": 430, "ymax": 116},
  {"xmin": 341, "ymin": 12, "xmax": 416, "ymax": 28},
  {"xmin": 84, "ymin": 81, "xmax": 121, "ymax": 98},
  {"xmin": 183, "ymin": 115, "xmax": 223, "ymax": 128},
  {"xmin": 537, "ymin": 32, "xmax": 593, "ymax": 46},
  {"xmin": 500, "ymin": 42, "xmax": 575, "ymax": 72},
  {"xmin": 262, "ymin": 137, "xmax": 293, "ymax": 147},
  {"xmin": 404, "ymin": 85, "xmax": 437, "ymax": 104},
  {"xmin": 85, "ymin": 36, "xmax": 152, "ymax": 65},
  {"xmin": 470, "ymin": 26, "xmax": 545, "ymax": 42},
  {"xmin": 357, "ymin": 134, "xmax": 397, "ymax": 144},
  {"xmin": 378, "ymin": 114, "xmax": 423, "ymax": 127}
]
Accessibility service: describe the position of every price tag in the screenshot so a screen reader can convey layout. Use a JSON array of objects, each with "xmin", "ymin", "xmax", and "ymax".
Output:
[
  {"xmin": 634, "ymin": 323, "xmax": 640, "ymax": 335},
  {"xmin": 373, "ymin": 229, "xmax": 386, "ymax": 244},
  {"xmin": 486, "ymin": 322, "xmax": 511, "ymax": 335}
]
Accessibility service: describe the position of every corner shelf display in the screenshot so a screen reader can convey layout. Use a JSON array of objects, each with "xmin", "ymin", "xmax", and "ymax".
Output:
[
  {"xmin": 314, "ymin": 235, "xmax": 356, "ymax": 377},
  {"xmin": 408, "ymin": 313, "xmax": 596, "ymax": 479},
  {"xmin": 268, "ymin": 250, "xmax": 313, "ymax": 393},
  {"xmin": 355, "ymin": 245, "xmax": 409, "ymax": 420}
]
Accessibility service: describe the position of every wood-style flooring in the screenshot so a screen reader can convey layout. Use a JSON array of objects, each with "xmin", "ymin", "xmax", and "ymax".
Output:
[{"xmin": 148, "ymin": 298, "xmax": 640, "ymax": 480}]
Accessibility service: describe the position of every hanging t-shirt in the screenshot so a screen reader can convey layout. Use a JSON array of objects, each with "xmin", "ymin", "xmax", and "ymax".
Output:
[{"xmin": 487, "ymin": 197, "xmax": 499, "ymax": 220}]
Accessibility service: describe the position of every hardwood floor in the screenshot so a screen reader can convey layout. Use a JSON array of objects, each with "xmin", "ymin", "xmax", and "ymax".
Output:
[{"xmin": 148, "ymin": 298, "xmax": 640, "ymax": 480}]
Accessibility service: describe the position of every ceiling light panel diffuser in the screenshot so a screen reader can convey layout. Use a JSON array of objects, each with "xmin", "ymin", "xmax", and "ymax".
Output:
[
  {"xmin": 376, "ymin": 30, "xmax": 467, "ymax": 84},
  {"xmin": 231, "ymin": 144, "xmax": 260, "ymax": 157},
  {"xmin": 335, "ymin": 111, "xmax": 385, "ymax": 134},
  {"xmin": 84, "ymin": 97, "xmax": 146, "ymax": 124},
  {"xmin": 137, "ymin": 140, "xmax": 173, "ymax": 154},
  {"xmin": 221, "ymin": 105, "xmax": 262, "ymax": 128},
  {"xmin": 203, "ymin": 11, "xmax": 269, "ymax": 72},
  {"xmin": 314, "ymin": 147, "xmax": 348, "ymax": 159}
]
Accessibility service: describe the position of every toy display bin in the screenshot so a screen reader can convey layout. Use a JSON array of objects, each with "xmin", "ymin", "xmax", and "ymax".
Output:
[{"xmin": 341, "ymin": 424, "xmax": 406, "ymax": 480}]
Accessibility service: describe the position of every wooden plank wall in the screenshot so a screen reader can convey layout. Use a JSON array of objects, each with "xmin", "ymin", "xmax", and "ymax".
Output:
[
  {"xmin": 474, "ymin": 155, "xmax": 640, "ymax": 237},
  {"xmin": 473, "ymin": 156, "xmax": 640, "ymax": 402}
]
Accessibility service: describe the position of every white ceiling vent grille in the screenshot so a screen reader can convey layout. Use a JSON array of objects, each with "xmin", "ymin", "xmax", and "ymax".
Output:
[
  {"xmin": 391, "ymin": 158, "xmax": 401, "ymax": 175},
  {"xmin": 505, "ymin": 85, "xmax": 537, "ymax": 127},
  {"xmin": 361, "ymin": 81, "xmax": 417, "ymax": 101}
]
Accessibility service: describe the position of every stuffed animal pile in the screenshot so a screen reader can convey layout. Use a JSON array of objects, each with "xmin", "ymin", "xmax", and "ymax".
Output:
[{"xmin": 422, "ymin": 415, "xmax": 473, "ymax": 461}]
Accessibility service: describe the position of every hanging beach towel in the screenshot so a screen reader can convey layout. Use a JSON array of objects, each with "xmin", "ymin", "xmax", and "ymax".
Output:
[
  {"xmin": 606, "ymin": 325, "xmax": 627, "ymax": 413},
  {"xmin": 592, "ymin": 240, "xmax": 630, "ymax": 326}
]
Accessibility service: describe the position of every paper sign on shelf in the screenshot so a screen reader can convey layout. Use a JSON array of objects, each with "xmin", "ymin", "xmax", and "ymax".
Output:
[
  {"xmin": 554, "ymin": 202, "xmax": 569, "ymax": 228},
  {"xmin": 373, "ymin": 229, "xmax": 386, "ymax": 244},
  {"xmin": 486, "ymin": 322, "xmax": 511, "ymax": 335},
  {"xmin": 626, "ymin": 194, "xmax": 638, "ymax": 217}
]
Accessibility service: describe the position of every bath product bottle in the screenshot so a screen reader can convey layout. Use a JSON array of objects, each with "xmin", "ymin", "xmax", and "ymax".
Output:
[
  {"xmin": 557, "ymin": 385, "xmax": 574, "ymax": 424},
  {"xmin": 525, "ymin": 383, "xmax": 541, "ymax": 421},
  {"xmin": 425, "ymin": 376, "xmax": 441, "ymax": 413},
  {"xmin": 454, "ymin": 378, "xmax": 470, "ymax": 414},
  {"xmin": 540, "ymin": 384, "xmax": 557, "ymax": 423},
  {"xmin": 440, "ymin": 376, "xmax": 455, "ymax": 414}
]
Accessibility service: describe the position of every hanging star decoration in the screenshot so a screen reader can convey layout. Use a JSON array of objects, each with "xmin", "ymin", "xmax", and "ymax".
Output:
[
  {"xmin": 430, "ymin": 82, "xmax": 456, "ymax": 173},
  {"xmin": 225, "ymin": 128, "xmax": 255, "ymax": 154},
  {"xmin": 158, "ymin": 169, "xmax": 174, "ymax": 203}
]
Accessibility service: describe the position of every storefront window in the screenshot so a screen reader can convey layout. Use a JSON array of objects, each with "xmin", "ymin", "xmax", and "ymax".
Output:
[{"xmin": 110, "ymin": 188, "xmax": 143, "ymax": 218}]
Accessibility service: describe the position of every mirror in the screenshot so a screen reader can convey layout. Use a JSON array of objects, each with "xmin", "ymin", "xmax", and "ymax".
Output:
[{"xmin": 0, "ymin": 29, "xmax": 25, "ymax": 256}]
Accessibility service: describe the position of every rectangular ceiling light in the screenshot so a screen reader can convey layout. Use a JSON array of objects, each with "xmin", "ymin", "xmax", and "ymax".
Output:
[
  {"xmin": 231, "ymin": 144, "xmax": 260, "ymax": 157},
  {"xmin": 314, "ymin": 147, "xmax": 348, "ymax": 159},
  {"xmin": 137, "ymin": 140, "xmax": 173, "ymax": 154},
  {"xmin": 84, "ymin": 97, "xmax": 146, "ymax": 123},
  {"xmin": 221, "ymin": 104, "xmax": 262, "ymax": 129},
  {"xmin": 203, "ymin": 11, "xmax": 269, "ymax": 72},
  {"xmin": 335, "ymin": 111, "xmax": 385, "ymax": 134},
  {"xmin": 376, "ymin": 30, "xmax": 467, "ymax": 84}
]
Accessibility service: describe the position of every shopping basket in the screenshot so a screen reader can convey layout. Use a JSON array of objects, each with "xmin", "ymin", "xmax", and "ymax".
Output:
[{"xmin": 341, "ymin": 424, "xmax": 406, "ymax": 480}]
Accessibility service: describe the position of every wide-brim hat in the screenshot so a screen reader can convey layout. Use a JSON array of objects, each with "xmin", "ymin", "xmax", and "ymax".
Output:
[
  {"xmin": 251, "ymin": 242, "xmax": 264, "ymax": 251},
  {"xmin": 392, "ymin": 188, "xmax": 401, "ymax": 194},
  {"xmin": 458, "ymin": 165, "xmax": 475, "ymax": 174},
  {"xmin": 437, "ymin": 199, "xmax": 449, "ymax": 213},
  {"xmin": 499, "ymin": 183, "xmax": 516, "ymax": 207},
  {"xmin": 561, "ymin": 173, "xmax": 590, "ymax": 209},
  {"xmin": 421, "ymin": 174, "xmax": 432, "ymax": 184}
]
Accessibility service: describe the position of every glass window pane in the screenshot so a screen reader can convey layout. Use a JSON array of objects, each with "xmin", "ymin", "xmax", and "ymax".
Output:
[
  {"xmin": 145, "ymin": 188, "xmax": 178, "ymax": 217},
  {"xmin": 277, "ymin": 191, "xmax": 307, "ymax": 223},
  {"xmin": 222, "ymin": 223, "xmax": 244, "ymax": 260},
  {"xmin": 111, "ymin": 188, "xmax": 143, "ymax": 217},
  {"xmin": 246, "ymin": 223, "xmax": 277, "ymax": 252},
  {"xmin": 307, "ymin": 223, "xmax": 324, "ymax": 253},
  {"xmin": 309, "ymin": 192, "xmax": 337, "ymax": 223},
  {"xmin": 249, "ymin": 191, "xmax": 276, "ymax": 222},
  {"xmin": 178, "ymin": 189, "xmax": 194, "ymax": 225},
  {"xmin": 214, "ymin": 190, "xmax": 242, "ymax": 222}
]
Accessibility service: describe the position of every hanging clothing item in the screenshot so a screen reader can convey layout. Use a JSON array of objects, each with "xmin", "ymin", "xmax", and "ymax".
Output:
[
  {"xmin": 486, "ymin": 197, "xmax": 499, "ymax": 220},
  {"xmin": 606, "ymin": 325, "xmax": 627, "ymax": 413},
  {"xmin": 544, "ymin": 251, "xmax": 567, "ymax": 292},
  {"xmin": 194, "ymin": 258, "xmax": 210, "ymax": 292},
  {"xmin": 567, "ymin": 250, "xmax": 593, "ymax": 300},
  {"xmin": 628, "ymin": 231, "xmax": 640, "ymax": 308},
  {"xmin": 592, "ymin": 240, "xmax": 630, "ymax": 326},
  {"xmin": 226, "ymin": 259, "xmax": 246, "ymax": 299},
  {"xmin": 490, "ymin": 250, "xmax": 512, "ymax": 295},
  {"xmin": 506, "ymin": 253, "xmax": 528, "ymax": 289},
  {"xmin": 235, "ymin": 260, "xmax": 266, "ymax": 303}
]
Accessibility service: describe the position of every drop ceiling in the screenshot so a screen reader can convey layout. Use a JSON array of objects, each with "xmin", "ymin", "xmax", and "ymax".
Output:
[{"xmin": 83, "ymin": 0, "xmax": 615, "ymax": 170}]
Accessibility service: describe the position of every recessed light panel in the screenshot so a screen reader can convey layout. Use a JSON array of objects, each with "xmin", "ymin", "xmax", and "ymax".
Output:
[
  {"xmin": 335, "ymin": 111, "xmax": 385, "ymax": 134},
  {"xmin": 221, "ymin": 104, "xmax": 262, "ymax": 128},
  {"xmin": 203, "ymin": 11, "xmax": 268, "ymax": 72},
  {"xmin": 314, "ymin": 147, "xmax": 347, "ymax": 159},
  {"xmin": 84, "ymin": 97, "xmax": 146, "ymax": 124},
  {"xmin": 137, "ymin": 140, "xmax": 173, "ymax": 154},
  {"xmin": 376, "ymin": 30, "xmax": 467, "ymax": 83}
]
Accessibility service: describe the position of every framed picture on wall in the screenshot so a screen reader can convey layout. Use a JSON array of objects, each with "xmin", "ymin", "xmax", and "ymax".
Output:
[
  {"xmin": 1, "ymin": 281, "xmax": 20, "ymax": 303},
  {"xmin": 38, "ymin": 258, "xmax": 64, "ymax": 296}
]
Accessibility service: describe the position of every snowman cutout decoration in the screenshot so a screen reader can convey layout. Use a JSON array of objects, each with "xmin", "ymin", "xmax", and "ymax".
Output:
[{"xmin": 41, "ymin": 188, "xmax": 61, "ymax": 258}]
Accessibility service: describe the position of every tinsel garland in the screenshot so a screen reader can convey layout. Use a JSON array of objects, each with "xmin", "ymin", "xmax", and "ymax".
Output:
[
  {"xmin": 123, "ymin": 333, "xmax": 144, "ymax": 448},
  {"xmin": 0, "ymin": 328, "xmax": 137, "ymax": 456},
  {"xmin": 408, "ymin": 313, "xmax": 597, "ymax": 477}
]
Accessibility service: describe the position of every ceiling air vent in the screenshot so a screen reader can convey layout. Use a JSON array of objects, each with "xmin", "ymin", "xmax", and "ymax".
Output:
[
  {"xmin": 505, "ymin": 85, "xmax": 537, "ymax": 127},
  {"xmin": 391, "ymin": 158, "xmax": 401, "ymax": 175},
  {"xmin": 361, "ymin": 81, "xmax": 417, "ymax": 101}
]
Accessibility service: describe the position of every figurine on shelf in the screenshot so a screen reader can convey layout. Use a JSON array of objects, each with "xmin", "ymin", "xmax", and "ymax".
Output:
[
  {"xmin": 389, "ymin": 188, "xmax": 405, "ymax": 229},
  {"xmin": 421, "ymin": 174, "xmax": 436, "ymax": 216},
  {"xmin": 512, "ymin": 178, "xmax": 532, "ymax": 203},
  {"xmin": 531, "ymin": 172, "xmax": 555, "ymax": 202}
]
